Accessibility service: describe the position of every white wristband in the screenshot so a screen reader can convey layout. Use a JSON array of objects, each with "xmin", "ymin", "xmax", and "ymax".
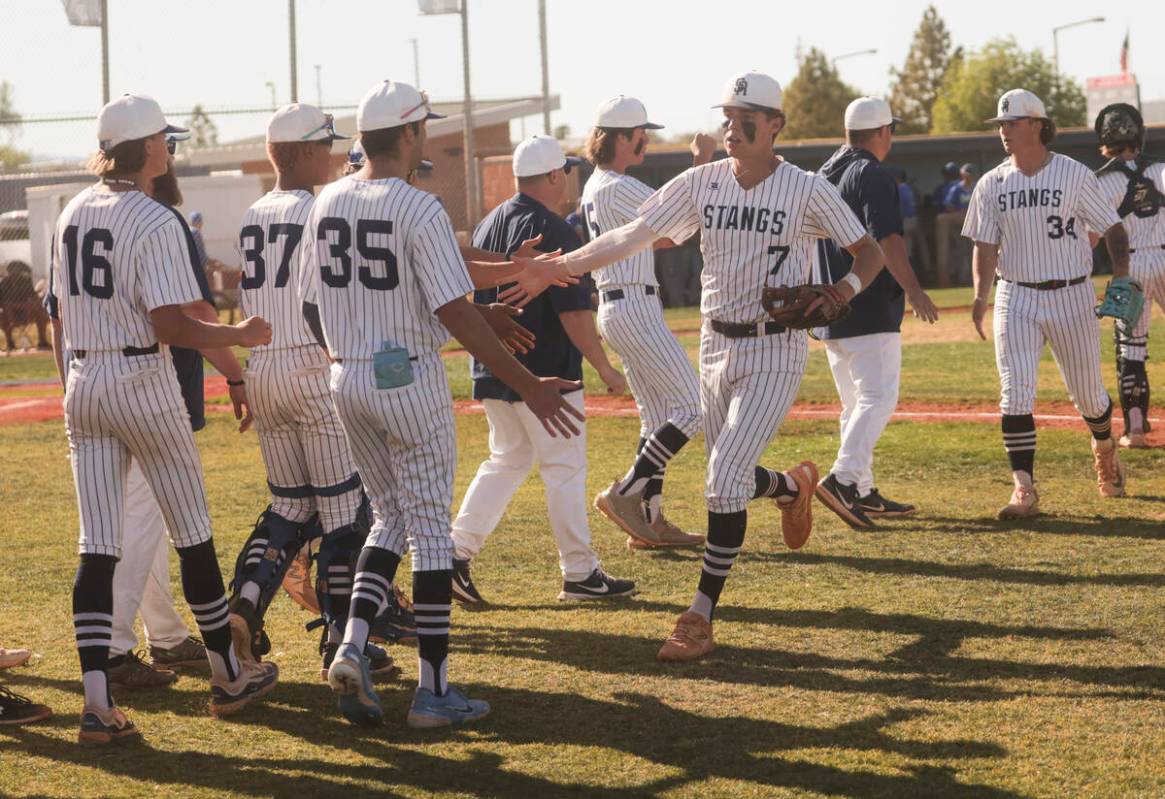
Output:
[{"xmin": 839, "ymin": 272, "xmax": 862, "ymax": 295}]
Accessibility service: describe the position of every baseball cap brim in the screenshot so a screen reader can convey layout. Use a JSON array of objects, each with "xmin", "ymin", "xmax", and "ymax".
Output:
[
  {"xmin": 641, "ymin": 122, "xmax": 665, "ymax": 130},
  {"xmin": 163, "ymin": 123, "xmax": 189, "ymax": 136},
  {"xmin": 712, "ymin": 100, "xmax": 780, "ymax": 112},
  {"xmin": 425, "ymin": 111, "xmax": 445, "ymax": 120},
  {"xmin": 985, "ymin": 114, "xmax": 1044, "ymax": 123}
]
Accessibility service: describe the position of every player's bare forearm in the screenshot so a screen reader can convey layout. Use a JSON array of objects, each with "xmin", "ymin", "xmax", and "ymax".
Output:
[
  {"xmin": 437, "ymin": 297, "xmax": 541, "ymax": 395},
  {"xmin": 183, "ymin": 301, "xmax": 244, "ymax": 381},
  {"xmin": 466, "ymin": 259, "xmax": 522, "ymax": 288},
  {"xmin": 879, "ymin": 234, "xmax": 938, "ymax": 322},
  {"xmin": 1103, "ymin": 223, "xmax": 1130, "ymax": 278},
  {"xmin": 558, "ymin": 218, "xmax": 660, "ymax": 277},
  {"xmin": 461, "ymin": 245, "xmax": 503, "ymax": 264},
  {"xmin": 150, "ymin": 305, "xmax": 271, "ymax": 350},
  {"xmin": 559, "ymin": 309, "xmax": 616, "ymax": 377},
  {"xmin": 840, "ymin": 235, "xmax": 885, "ymax": 297},
  {"xmin": 51, "ymin": 318, "xmax": 65, "ymax": 389}
]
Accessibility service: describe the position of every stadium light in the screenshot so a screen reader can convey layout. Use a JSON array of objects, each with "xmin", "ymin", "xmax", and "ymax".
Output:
[
  {"xmin": 1053, "ymin": 17, "xmax": 1105, "ymax": 80},
  {"xmin": 832, "ymin": 48, "xmax": 878, "ymax": 67}
]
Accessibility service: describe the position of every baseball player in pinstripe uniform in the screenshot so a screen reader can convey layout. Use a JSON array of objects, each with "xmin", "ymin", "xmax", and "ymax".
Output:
[
  {"xmin": 49, "ymin": 94, "xmax": 278, "ymax": 745},
  {"xmin": 225, "ymin": 103, "xmax": 404, "ymax": 683},
  {"xmin": 1091, "ymin": 103, "xmax": 1165, "ymax": 448},
  {"xmin": 540, "ymin": 71, "xmax": 886, "ymax": 661},
  {"xmin": 581, "ymin": 96, "xmax": 705, "ymax": 549},
  {"xmin": 964, "ymin": 89, "xmax": 1132, "ymax": 519},
  {"xmin": 303, "ymin": 80, "xmax": 582, "ymax": 728}
]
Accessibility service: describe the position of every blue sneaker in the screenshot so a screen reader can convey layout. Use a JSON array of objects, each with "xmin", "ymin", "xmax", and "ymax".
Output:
[
  {"xmin": 327, "ymin": 642, "xmax": 382, "ymax": 726},
  {"xmin": 406, "ymin": 685, "xmax": 490, "ymax": 729}
]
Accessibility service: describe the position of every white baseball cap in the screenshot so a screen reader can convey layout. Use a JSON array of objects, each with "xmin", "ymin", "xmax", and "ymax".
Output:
[
  {"xmin": 97, "ymin": 93, "xmax": 187, "ymax": 152},
  {"xmin": 713, "ymin": 70, "xmax": 782, "ymax": 112},
  {"xmin": 844, "ymin": 97, "xmax": 901, "ymax": 131},
  {"xmin": 267, "ymin": 103, "xmax": 350, "ymax": 143},
  {"xmin": 357, "ymin": 80, "xmax": 445, "ymax": 132},
  {"xmin": 986, "ymin": 89, "xmax": 1048, "ymax": 123},
  {"xmin": 512, "ymin": 135, "xmax": 584, "ymax": 178},
  {"xmin": 593, "ymin": 96, "xmax": 663, "ymax": 130}
]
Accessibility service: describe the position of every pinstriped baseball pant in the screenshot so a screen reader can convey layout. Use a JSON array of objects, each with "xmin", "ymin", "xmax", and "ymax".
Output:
[
  {"xmin": 994, "ymin": 279, "xmax": 1109, "ymax": 417},
  {"xmin": 64, "ymin": 350, "xmax": 212, "ymax": 558},
  {"xmin": 329, "ymin": 354, "xmax": 454, "ymax": 572},
  {"xmin": 596, "ymin": 289, "xmax": 701, "ymax": 439},
  {"xmin": 700, "ymin": 326, "xmax": 807, "ymax": 514},
  {"xmin": 247, "ymin": 345, "xmax": 362, "ymax": 531},
  {"xmin": 1120, "ymin": 250, "xmax": 1165, "ymax": 361}
]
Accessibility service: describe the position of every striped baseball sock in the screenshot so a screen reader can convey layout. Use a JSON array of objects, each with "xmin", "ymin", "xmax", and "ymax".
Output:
[
  {"xmin": 177, "ymin": 540, "xmax": 239, "ymax": 683},
  {"xmin": 1083, "ymin": 400, "xmax": 1114, "ymax": 442},
  {"xmin": 413, "ymin": 569, "xmax": 452, "ymax": 697},
  {"xmin": 343, "ymin": 546, "xmax": 400, "ymax": 652},
  {"xmin": 73, "ymin": 554, "xmax": 117, "ymax": 710},
  {"xmin": 1002, "ymin": 414, "xmax": 1037, "ymax": 485},
  {"xmin": 689, "ymin": 510, "xmax": 746, "ymax": 622},
  {"xmin": 617, "ymin": 424, "xmax": 689, "ymax": 496},
  {"xmin": 753, "ymin": 466, "xmax": 798, "ymax": 503},
  {"xmin": 325, "ymin": 557, "xmax": 353, "ymax": 645},
  {"xmin": 237, "ymin": 534, "xmax": 269, "ymax": 608}
]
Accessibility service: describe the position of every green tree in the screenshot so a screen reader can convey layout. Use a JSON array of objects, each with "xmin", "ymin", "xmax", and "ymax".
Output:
[
  {"xmin": 0, "ymin": 81, "xmax": 29, "ymax": 170},
  {"xmin": 888, "ymin": 6, "xmax": 961, "ymax": 134},
  {"xmin": 781, "ymin": 47, "xmax": 860, "ymax": 140},
  {"xmin": 931, "ymin": 38, "xmax": 1086, "ymax": 134},
  {"xmin": 185, "ymin": 104, "xmax": 219, "ymax": 148},
  {"xmin": 553, "ymin": 123, "xmax": 571, "ymax": 141}
]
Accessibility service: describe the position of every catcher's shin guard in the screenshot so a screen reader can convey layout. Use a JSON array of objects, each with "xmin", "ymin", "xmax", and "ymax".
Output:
[
  {"xmin": 1118, "ymin": 356, "xmax": 1150, "ymax": 433},
  {"xmin": 314, "ymin": 523, "xmax": 362, "ymax": 631},
  {"xmin": 229, "ymin": 507, "xmax": 307, "ymax": 620}
]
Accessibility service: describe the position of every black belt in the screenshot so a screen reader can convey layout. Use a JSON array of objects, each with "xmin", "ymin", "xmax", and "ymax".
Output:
[
  {"xmin": 73, "ymin": 343, "xmax": 159, "ymax": 359},
  {"xmin": 1004, "ymin": 276, "xmax": 1088, "ymax": 291},
  {"xmin": 601, "ymin": 285, "xmax": 656, "ymax": 302},
  {"xmin": 709, "ymin": 319, "xmax": 787, "ymax": 338},
  {"xmin": 1129, "ymin": 245, "xmax": 1165, "ymax": 254}
]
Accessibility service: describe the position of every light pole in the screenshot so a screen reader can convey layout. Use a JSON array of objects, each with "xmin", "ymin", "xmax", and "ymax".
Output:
[
  {"xmin": 288, "ymin": 0, "xmax": 299, "ymax": 102},
  {"xmin": 538, "ymin": 0, "xmax": 550, "ymax": 135},
  {"xmin": 409, "ymin": 38, "xmax": 421, "ymax": 87},
  {"xmin": 265, "ymin": 81, "xmax": 277, "ymax": 109},
  {"xmin": 1053, "ymin": 16, "xmax": 1105, "ymax": 80},
  {"xmin": 99, "ymin": 0, "xmax": 110, "ymax": 104},
  {"xmin": 832, "ymin": 48, "xmax": 878, "ymax": 67},
  {"xmin": 314, "ymin": 65, "xmax": 322, "ymax": 107}
]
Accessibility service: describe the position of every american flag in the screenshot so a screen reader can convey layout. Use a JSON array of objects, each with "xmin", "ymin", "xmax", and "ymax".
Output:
[{"xmin": 1120, "ymin": 31, "xmax": 1129, "ymax": 74}]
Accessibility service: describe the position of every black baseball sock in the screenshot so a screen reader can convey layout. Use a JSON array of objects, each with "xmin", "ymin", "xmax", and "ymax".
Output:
[
  {"xmin": 753, "ymin": 466, "xmax": 798, "ymax": 503},
  {"xmin": 177, "ymin": 540, "xmax": 239, "ymax": 683},
  {"xmin": 344, "ymin": 546, "xmax": 400, "ymax": 652},
  {"xmin": 689, "ymin": 510, "xmax": 747, "ymax": 622},
  {"xmin": 73, "ymin": 554, "xmax": 117, "ymax": 709},
  {"xmin": 1001, "ymin": 414, "xmax": 1036, "ymax": 484},
  {"xmin": 1084, "ymin": 399, "xmax": 1114, "ymax": 442},
  {"xmin": 413, "ymin": 569, "xmax": 452, "ymax": 697},
  {"xmin": 618, "ymin": 423, "xmax": 689, "ymax": 496}
]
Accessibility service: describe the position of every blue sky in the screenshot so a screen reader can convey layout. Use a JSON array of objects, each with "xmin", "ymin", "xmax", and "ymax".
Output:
[{"xmin": 3, "ymin": 0, "xmax": 1161, "ymax": 158}]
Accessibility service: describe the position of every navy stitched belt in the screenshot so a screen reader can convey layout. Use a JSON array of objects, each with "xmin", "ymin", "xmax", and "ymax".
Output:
[
  {"xmin": 710, "ymin": 319, "xmax": 787, "ymax": 338},
  {"xmin": 73, "ymin": 343, "xmax": 159, "ymax": 359},
  {"xmin": 1129, "ymin": 244, "xmax": 1165, "ymax": 254},
  {"xmin": 1005, "ymin": 276, "xmax": 1087, "ymax": 291},
  {"xmin": 601, "ymin": 285, "xmax": 657, "ymax": 302}
]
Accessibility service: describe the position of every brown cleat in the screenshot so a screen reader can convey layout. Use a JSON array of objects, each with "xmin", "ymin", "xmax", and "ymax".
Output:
[
  {"xmin": 657, "ymin": 611, "xmax": 715, "ymax": 662},
  {"xmin": 998, "ymin": 485, "xmax": 1040, "ymax": 520},
  {"xmin": 594, "ymin": 481, "xmax": 661, "ymax": 545},
  {"xmin": 626, "ymin": 514, "xmax": 704, "ymax": 549},
  {"xmin": 778, "ymin": 461, "xmax": 818, "ymax": 549},
  {"xmin": 77, "ymin": 704, "xmax": 140, "ymax": 747},
  {"xmin": 1092, "ymin": 437, "xmax": 1127, "ymax": 497}
]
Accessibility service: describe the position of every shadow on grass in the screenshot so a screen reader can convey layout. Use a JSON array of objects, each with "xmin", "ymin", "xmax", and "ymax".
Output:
[
  {"xmin": 5, "ymin": 687, "xmax": 1025, "ymax": 799},
  {"xmin": 918, "ymin": 514, "xmax": 1165, "ymax": 541}
]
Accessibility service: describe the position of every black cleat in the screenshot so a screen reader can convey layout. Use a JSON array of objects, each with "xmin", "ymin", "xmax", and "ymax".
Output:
[
  {"xmin": 369, "ymin": 585, "xmax": 417, "ymax": 645},
  {"xmin": 452, "ymin": 558, "xmax": 486, "ymax": 605},
  {"xmin": 0, "ymin": 686, "xmax": 53, "ymax": 727},
  {"xmin": 857, "ymin": 488, "xmax": 916, "ymax": 518},
  {"xmin": 814, "ymin": 473, "xmax": 876, "ymax": 529},
  {"xmin": 558, "ymin": 568, "xmax": 637, "ymax": 601}
]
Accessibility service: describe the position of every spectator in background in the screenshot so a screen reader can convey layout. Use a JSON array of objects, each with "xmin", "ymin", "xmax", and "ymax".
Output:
[
  {"xmin": 564, "ymin": 205, "xmax": 586, "ymax": 242},
  {"xmin": 932, "ymin": 161, "xmax": 959, "ymax": 208},
  {"xmin": 189, "ymin": 210, "xmax": 208, "ymax": 270},
  {"xmin": 0, "ymin": 261, "xmax": 51, "ymax": 351},
  {"xmin": 896, "ymin": 169, "xmax": 932, "ymax": 280},
  {"xmin": 943, "ymin": 163, "xmax": 977, "ymax": 211}
]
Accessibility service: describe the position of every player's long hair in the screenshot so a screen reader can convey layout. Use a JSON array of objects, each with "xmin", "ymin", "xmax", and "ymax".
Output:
[
  {"xmin": 584, "ymin": 127, "xmax": 634, "ymax": 166},
  {"xmin": 151, "ymin": 164, "xmax": 183, "ymax": 206},
  {"xmin": 87, "ymin": 138, "xmax": 149, "ymax": 177}
]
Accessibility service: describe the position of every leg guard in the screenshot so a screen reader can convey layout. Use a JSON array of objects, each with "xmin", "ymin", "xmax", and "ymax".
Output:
[
  {"xmin": 229, "ymin": 506, "xmax": 307, "ymax": 622},
  {"xmin": 314, "ymin": 523, "xmax": 362, "ymax": 631},
  {"xmin": 1118, "ymin": 357, "xmax": 1150, "ymax": 433}
]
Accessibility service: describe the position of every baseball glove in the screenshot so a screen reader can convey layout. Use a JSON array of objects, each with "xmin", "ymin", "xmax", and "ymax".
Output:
[
  {"xmin": 761, "ymin": 284, "xmax": 851, "ymax": 329},
  {"xmin": 282, "ymin": 549, "xmax": 320, "ymax": 614},
  {"xmin": 1095, "ymin": 276, "xmax": 1145, "ymax": 334}
]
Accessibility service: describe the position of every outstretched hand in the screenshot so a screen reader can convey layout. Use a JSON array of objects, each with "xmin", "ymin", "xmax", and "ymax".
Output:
[
  {"xmin": 522, "ymin": 377, "xmax": 585, "ymax": 438},
  {"xmin": 479, "ymin": 303, "xmax": 536, "ymax": 354}
]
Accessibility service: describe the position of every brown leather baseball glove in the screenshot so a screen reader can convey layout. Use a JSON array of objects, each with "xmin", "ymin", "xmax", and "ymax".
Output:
[
  {"xmin": 282, "ymin": 549, "xmax": 320, "ymax": 614},
  {"xmin": 761, "ymin": 284, "xmax": 851, "ymax": 329}
]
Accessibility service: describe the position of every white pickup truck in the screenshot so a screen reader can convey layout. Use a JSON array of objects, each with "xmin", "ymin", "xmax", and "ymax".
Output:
[{"xmin": 0, "ymin": 210, "xmax": 32, "ymax": 271}]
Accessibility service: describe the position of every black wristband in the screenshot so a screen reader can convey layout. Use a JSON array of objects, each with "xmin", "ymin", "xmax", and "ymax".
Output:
[{"xmin": 226, "ymin": 378, "xmax": 245, "ymax": 387}]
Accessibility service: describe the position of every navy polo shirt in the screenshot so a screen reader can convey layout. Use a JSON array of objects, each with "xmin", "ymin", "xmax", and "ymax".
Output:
[
  {"xmin": 816, "ymin": 146, "xmax": 905, "ymax": 340},
  {"xmin": 45, "ymin": 203, "xmax": 212, "ymax": 432},
  {"xmin": 470, "ymin": 193, "xmax": 590, "ymax": 402}
]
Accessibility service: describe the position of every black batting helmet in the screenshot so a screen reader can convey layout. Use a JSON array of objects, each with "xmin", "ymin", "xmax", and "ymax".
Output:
[{"xmin": 1094, "ymin": 103, "xmax": 1145, "ymax": 151}]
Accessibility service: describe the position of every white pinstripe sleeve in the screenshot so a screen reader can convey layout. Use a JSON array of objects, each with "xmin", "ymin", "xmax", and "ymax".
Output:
[
  {"xmin": 612, "ymin": 177, "xmax": 654, "ymax": 221},
  {"xmin": 1077, "ymin": 171, "xmax": 1122, "ymax": 233},
  {"xmin": 412, "ymin": 203, "xmax": 474, "ymax": 312},
  {"xmin": 638, "ymin": 170, "xmax": 701, "ymax": 242},
  {"xmin": 803, "ymin": 177, "xmax": 867, "ymax": 246},
  {"xmin": 137, "ymin": 218, "xmax": 203, "ymax": 311},
  {"xmin": 961, "ymin": 181, "xmax": 1000, "ymax": 244},
  {"xmin": 298, "ymin": 205, "xmax": 319, "ymax": 305}
]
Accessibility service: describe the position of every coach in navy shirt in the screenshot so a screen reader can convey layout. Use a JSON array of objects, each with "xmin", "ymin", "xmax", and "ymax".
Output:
[
  {"xmin": 451, "ymin": 135, "xmax": 635, "ymax": 605},
  {"xmin": 814, "ymin": 98, "xmax": 939, "ymax": 529}
]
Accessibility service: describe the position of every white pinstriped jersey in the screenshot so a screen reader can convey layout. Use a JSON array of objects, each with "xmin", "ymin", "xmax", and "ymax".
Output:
[
  {"xmin": 638, "ymin": 159, "xmax": 867, "ymax": 324},
  {"xmin": 580, "ymin": 168, "xmax": 657, "ymax": 289},
  {"xmin": 300, "ymin": 176, "xmax": 474, "ymax": 359},
  {"xmin": 50, "ymin": 186, "xmax": 202, "ymax": 350},
  {"xmin": 1096, "ymin": 161, "xmax": 1165, "ymax": 249},
  {"xmin": 238, "ymin": 190, "xmax": 317, "ymax": 351},
  {"xmin": 962, "ymin": 153, "xmax": 1121, "ymax": 282}
]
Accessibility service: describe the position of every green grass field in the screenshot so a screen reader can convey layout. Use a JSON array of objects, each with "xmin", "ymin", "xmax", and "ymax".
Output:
[{"xmin": 2, "ymin": 288, "xmax": 1164, "ymax": 798}]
